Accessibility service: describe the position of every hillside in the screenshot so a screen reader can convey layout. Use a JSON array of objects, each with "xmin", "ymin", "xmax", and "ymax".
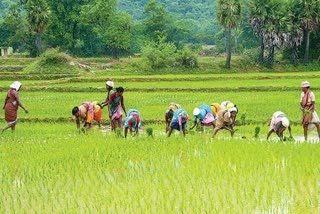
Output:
[{"xmin": 118, "ymin": 0, "xmax": 216, "ymax": 21}]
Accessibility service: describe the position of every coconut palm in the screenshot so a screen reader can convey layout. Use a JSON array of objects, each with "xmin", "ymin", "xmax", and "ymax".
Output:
[{"xmin": 217, "ymin": 0, "xmax": 242, "ymax": 69}]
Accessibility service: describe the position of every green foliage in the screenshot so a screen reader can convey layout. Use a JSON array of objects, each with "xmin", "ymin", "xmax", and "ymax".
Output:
[
  {"xmin": 141, "ymin": 37, "xmax": 177, "ymax": 69},
  {"xmin": 175, "ymin": 46, "xmax": 198, "ymax": 68},
  {"xmin": 141, "ymin": 38, "xmax": 199, "ymax": 69},
  {"xmin": 39, "ymin": 48, "xmax": 70, "ymax": 65},
  {"xmin": 241, "ymin": 48, "xmax": 259, "ymax": 65},
  {"xmin": 102, "ymin": 12, "xmax": 133, "ymax": 58},
  {"xmin": 25, "ymin": 0, "xmax": 51, "ymax": 56},
  {"xmin": 254, "ymin": 126, "xmax": 260, "ymax": 138},
  {"xmin": 143, "ymin": 0, "xmax": 168, "ymax": 41},
  {"xmin": 217, "ymin": 0, "xmax": 242, "ymax": 68},
  {"xmin": 0, "ymin": 3, "xmax": 29, "ymax": 51},
  {"xmin": 146, "ymin": 127, "xmax": 153, "ymax": 136},
  {"xmin": 217, "ymin": 0, "xmax": 242, "ymax": 30},
  {"xmin": 119, "ymin": 0, "xmax": 218, "ymax": 45}
]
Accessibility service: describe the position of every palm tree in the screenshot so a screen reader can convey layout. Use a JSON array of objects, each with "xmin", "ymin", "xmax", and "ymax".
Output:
[
  {"xmin": 26, "ymin": 0, "xmax": 51, "ymax": 56},
  {"xmin": 249, "ymin": 0, "xmax": 289, "ymax": 68},
  {"xmin": 286, "ymin": 0, "xmax": 304, "ymax": 65},
  {"xmin": 263, "ymin": 0, "xmax": 289, "ymax": 68},
  {"xmin": 248, "ymin": 0, "xmax": 268, "ymax": 65},
  {"xmin": 299, "ymin": 0, "xmax": 319, "ymax": 64},
  {"xmin": 217, "ymin": 0, "xmax": 241, "ymax": 69}
]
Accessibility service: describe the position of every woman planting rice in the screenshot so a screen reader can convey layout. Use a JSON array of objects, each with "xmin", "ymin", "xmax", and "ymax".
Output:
[
  {"xmin": 212, "ymin": 107, "xmax": 237, "ymax": 138},
  {"xmin": 124, "ymin": 109, "xmax": 142, "ymax": 138},
  {"xmin": 266, "ymin": 111, "xmax": 293, "ymax": 141},
  {"xmin": 72, "ymin": 101, "xmax": 103, "ymax": 132},
  {"xmin": 167, "ymin": 108, "xmax": 189, "ymax": 137},
  {"xmin": 190, "ymin": 104, "xmax": 215, "ymax": 131},
  {"xmin": 165, "ymin": 102, "xmax": 181, "ymax": 133}
]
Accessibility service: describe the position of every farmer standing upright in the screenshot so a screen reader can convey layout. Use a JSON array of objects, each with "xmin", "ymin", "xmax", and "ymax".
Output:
[
  {"xmin": 2, "ymin": 81, "xmax": 28, "ymax": 134},
  {"xmin": 300, "ymin": 80, "xmax": 320, "ymax": 141}
]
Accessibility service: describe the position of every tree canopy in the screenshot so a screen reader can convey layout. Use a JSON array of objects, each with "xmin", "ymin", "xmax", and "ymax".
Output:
[{"xmin": 0, "ymin": 0, "xmax": 320, "ymax": 68}]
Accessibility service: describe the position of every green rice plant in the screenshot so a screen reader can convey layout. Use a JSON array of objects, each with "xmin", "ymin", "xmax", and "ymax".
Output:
[
  {"xmin": 0, "ymin": 123, "xmax": 319, "ymax": 212},
  {"xmin": 0, "ymin": 68, "xmax": 320, "ymax": 212}
]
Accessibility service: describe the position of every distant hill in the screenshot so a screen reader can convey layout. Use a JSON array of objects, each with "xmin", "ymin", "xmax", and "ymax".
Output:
[
  {"xmin": 118, "ymin": 0, "xmax": 219, "ymax": 44},
  {"xmin": 118, "ymin": 0, "xmax": 217, "ymax": 21}
]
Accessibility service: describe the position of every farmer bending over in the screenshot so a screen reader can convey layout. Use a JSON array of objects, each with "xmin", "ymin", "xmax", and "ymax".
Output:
[
  {"xmin": 165, "ymin": 102, "xmax": 181, "ymax": 133},
  {"xmin": 266, "ymin": 111, "xmax": 293, "ymax": 141},
  {"xmin": 124, "ymin": 109, "xmax": 142, "ymax": 138},
  {"xmin": 72, "ymin": 101, "xmax": 102, "ymax": 132},
  {"xmin": 190, "ymin": 104, "xmax": 215, "ymax": 131},
  {"xmin": 167, "ymin": 108, "xmax": 189, "ymax": 137},
  {"xmin": 212, "ymin": 107, "xmax": 238, "ymax": 138}
]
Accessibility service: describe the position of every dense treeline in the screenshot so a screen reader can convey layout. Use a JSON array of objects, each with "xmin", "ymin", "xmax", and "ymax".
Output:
[{"xmin": 0, "ymin": 0, "xmax": 319, "ymax": 69}]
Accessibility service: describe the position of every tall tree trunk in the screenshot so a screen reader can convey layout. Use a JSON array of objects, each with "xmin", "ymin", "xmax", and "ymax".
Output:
[
  {"xmin": 112, "ymin": 48, "xmax": 118, "ymax": 59},
  {"xmin": 304, "ymin": 30, "xmax": 310, "ymax": 64},
  {"xmin": 266, "ymin": 45, "xmax": 274, "ymax": 68},
  {"xmin": 225, "ymin": 29, "xmax": 231, "ymax": 69},
  {"xmin": 234, "ymin": 35, "xmax": 238, "ymax": 53},
  {"xmin": 35, "ymin": 33, "xmax": 42, "ymax": 56},
  {"xmin": 223, "ymin": 30, "xmax": 227, "ymax": 52},
  {"xmin": 258, "ymin": 37, "xmax": 264, "ymax": 65},
  {"xmin": 291, "ymin": 45, "xmax": 298, "ymax": 66}
]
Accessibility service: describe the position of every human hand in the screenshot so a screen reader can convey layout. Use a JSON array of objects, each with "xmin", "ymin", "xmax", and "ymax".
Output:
[{"xmin": 304, "ymin": 110, "xmax": 311, "ymax": 115}]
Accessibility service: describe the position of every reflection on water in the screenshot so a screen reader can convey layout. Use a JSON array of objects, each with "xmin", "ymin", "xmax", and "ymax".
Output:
[{"xmin": 99, "ymin": 125, "xmax": 320, "ymax": 143}]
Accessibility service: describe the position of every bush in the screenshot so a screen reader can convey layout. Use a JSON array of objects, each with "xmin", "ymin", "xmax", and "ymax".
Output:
[
  {"xmin": 25, "ymin": 48, "xmax": 80, "ymax": 74},
  {"xmin": 141, "ymin": 38, "xmax": 177, "ymax": 69},
  {"xmin": 39, "ymin": 48, "xmax": 72, "ymax": 65},
  {"xmin": 175, "ymin": 47, "xmax": 198, "ymax": 68},
  {"xmin": 141, "ymin": 38, "xmax": 198, "ymax": 70},
  {"xmin": 241, "ymin": 48, "xmax": 259, "ymax": 65},
  {"xmin": 199, "ymin": 46, "xmax": 220, "ymax": 56}
]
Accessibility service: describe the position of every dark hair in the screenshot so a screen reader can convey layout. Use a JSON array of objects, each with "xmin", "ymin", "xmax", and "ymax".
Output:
[
  {"xmin": 167, "ymin": 109, "xmax": 174, "ymax": 120},
  {"xmin": 116, "ymin": 87, "xmax": 124, "ymax": 93},
  {"xmin": 72, "ymin": 106, "xmax": 79, "ymax": 115}
]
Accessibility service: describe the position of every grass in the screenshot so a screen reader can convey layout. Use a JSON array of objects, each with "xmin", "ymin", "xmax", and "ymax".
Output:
[{"xmin": 0, "ymin": 124, "xmax": 319, "ymax": 212}]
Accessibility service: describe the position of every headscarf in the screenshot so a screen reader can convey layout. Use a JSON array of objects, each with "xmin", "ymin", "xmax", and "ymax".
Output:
[
  {"xmin": 301, "ymin": 81, "xmax": 310, "ymax": 88},
  {"xmin": 169, "ymin": 103, "xmax": 180, "ymax": 111},
  {"xmin": 106, "ymin": 80, "xmax": 114, "ymax": 87},
  {"xmin": 10, "ymin": 81, "xmax": 22, "ymax": 91},
  {"xmin": 228, "ymin": 107, "xmax": 237, "ymax": 113}
]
